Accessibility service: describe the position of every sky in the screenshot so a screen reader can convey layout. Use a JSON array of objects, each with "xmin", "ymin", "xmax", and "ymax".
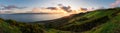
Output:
[{"xmin": 0, "ymin": 0, "xmax": 119, "ymax": 13}]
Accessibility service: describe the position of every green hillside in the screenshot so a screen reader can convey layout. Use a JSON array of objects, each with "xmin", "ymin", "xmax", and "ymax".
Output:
[{"xmin": 0, "ymin": 7, "xmax": 120, "ymax": 33}]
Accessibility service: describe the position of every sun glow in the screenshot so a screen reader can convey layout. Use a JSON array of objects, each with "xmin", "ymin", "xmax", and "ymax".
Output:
[
  {"xmin": 32, "ymin": 5, "xmax": 88, "ymax": 15},
  {"xmin": 32, "ymin": 7, "xmax": 68, "ymax": 14}
]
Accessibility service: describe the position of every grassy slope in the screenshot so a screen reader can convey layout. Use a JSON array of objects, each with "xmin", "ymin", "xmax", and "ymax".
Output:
[
  {"xmin": 57, "ymin": 8, "xmax": 120, "ymax": 33},
  {"xmin": 84, "ymin": 12, "xmax": 120, "ymax": 33}
]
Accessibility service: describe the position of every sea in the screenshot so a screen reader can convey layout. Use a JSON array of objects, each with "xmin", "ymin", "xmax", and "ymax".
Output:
[{"xmin": 0, "ymin": 14, "xmax": 69, "ymax": 22}]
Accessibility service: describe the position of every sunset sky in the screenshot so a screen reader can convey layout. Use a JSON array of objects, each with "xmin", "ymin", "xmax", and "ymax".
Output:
[{"xmin": 0, "ymin": 0, "xmax": 120, "ymax": 13}]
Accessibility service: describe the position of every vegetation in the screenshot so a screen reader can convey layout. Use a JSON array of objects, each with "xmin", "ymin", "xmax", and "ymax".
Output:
[{"xmin": 0, "ymin": 7, "xmax": 120, "ymax": 33}]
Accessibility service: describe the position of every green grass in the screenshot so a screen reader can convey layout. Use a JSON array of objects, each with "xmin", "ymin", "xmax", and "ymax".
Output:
[
  {"xmin": 84, "ymin": 13, "xmax": 120, "ymax": 33},
  {"xmin": 0, "ymin": 21, "xmax": 22, "ymax": 33},
  {"xmin": 46, "ymin": 29, "xmax": 75, "ymax": 33}
]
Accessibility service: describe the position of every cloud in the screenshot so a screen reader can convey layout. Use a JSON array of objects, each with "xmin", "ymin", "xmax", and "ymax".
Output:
[
  {"xmin": 31, "ymin": 6, "xmax": 70, "ymax": 14},
  {"xmin": 60, "ymin": 6, "xmax": 71, "ymax": 12},
  {"xmin": 32, "ymin": 4, "xmax": 72, "ymax": 13},
  {"xmin": 57, "ymin": 4, "xmax": 72, "ymax": 12},
  {"xmin": 1, "ymin": 5, "xmax": 26, "ymax": 10},
  {"xmin": 0, "ymin": 5, "xmax": 28, "ymax": 14},
  {"xmin": 46, "ymin": 7, "xmax": 57, "ymax": 10},
  {"xmin": 110, "ymin": 0, "xmax": 120, "ymax": 8},
  {"xmin": 0, "ymin": 4, "xmax": 5, "ymax": 10},
  {"xmin": 31, "ymin": 4, "xmax": 84, "ymax": 14},
  {"xmin": 0, "ymin": 4, "xmax": 5, "ymax": 7}
]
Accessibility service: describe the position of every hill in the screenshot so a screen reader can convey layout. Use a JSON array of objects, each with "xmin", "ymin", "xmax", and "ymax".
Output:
[{"xmin": 0, "ymin": 7, "xmax": 120, "ymax": 33}]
